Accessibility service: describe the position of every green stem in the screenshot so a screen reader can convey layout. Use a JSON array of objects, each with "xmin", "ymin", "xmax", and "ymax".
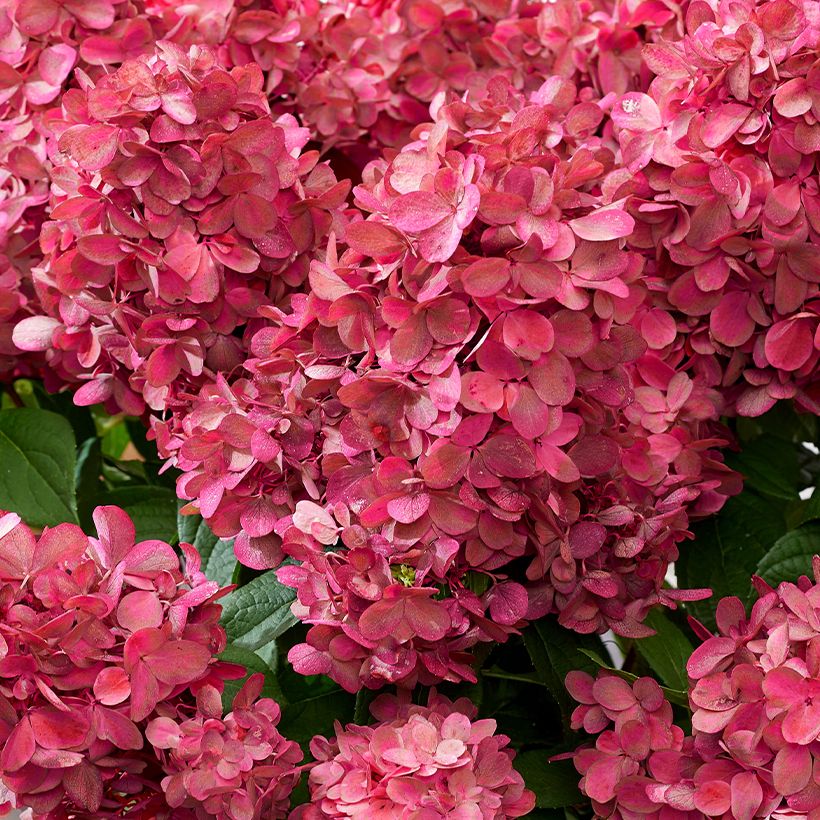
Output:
[{"xmin": 481, "ymin": 670, "xmax": 547, "ymax": 686}]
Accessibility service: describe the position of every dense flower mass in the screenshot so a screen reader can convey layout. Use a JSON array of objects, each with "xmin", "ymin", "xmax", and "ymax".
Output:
[
  {"xmin": 1, "ymin": 0, "xmax": 820, "ymax": 688},
  {"xmin": 147, "ymin": 674, "xmax": 302, "ymax": 819},
  {"xmin": 291, "ymin": 689, "xmax": 535, "ymax": 819},
  {"xmin": 10, "ymin": 42, "xmax": 348, "ymax": 416},
  {"xmin": 567, "ymin": 556, "xmax": 820, "ymax": 818},
  {"xmin": 3, "ymin": 0, "xmax": 820, "ymax": 814},
  {"xmin": 0, "ymin": 507, "xmax": 301, "ymax": 819}
]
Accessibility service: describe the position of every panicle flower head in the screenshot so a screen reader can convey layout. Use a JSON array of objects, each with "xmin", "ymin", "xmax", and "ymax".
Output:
[
  {"xmin": 293, "ymin": 689, "xmax": 535, "ymax": 819},
  {"xmin": 611, "ymin": 0, "xmax": 820, "ymax": 418},
  {"xmin": 11, "ymin": 40, "xmax": 349, "ymax": 416},
  {"xmin": 567, "ymin": 555, "xmax": 820, "ymax": 819},
  {"xmin": 3, "ymin": 0, "xmax": 820, "ymax": 698},
  {"xmin": 0, "ymin": 505, "xmax": 249, "ymax": 818},
  {"xmin": 147, "ymin": 673, "xmax": 302, "ymax": 819}
]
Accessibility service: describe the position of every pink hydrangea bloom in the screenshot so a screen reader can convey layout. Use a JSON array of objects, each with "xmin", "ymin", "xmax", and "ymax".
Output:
[
  {"xmin": 292, "ymin": 689, "xmax": 535, "ymax": 819},
  {"xmin": 0, "ymin": 505, "xmax": 257, "ymax": 818},
  {"xmin": 147, "ymin": 674, "xmax": 302, "ymax": 819},
  {"xmin": 611, "ymin": 0, "xmax": 820, "ymax": 417},
  {"xmin": 1, "ymin": 0, "xmax": 818, "ymax": 699},
  {"xmin": 11, "ymin": 41, "xmax": 348, "ymax": 416},
  {"xmin": 567, "ymin": 555, "xmax": 820, "ymax": 818}
]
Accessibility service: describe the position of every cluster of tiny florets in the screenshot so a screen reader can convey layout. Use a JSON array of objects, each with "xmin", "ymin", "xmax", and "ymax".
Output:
[
  {"xmin": 2, "ymin": 0, "xmax": 819, "ymax": 690},
  {"xmin": 0, "ymin": 506, "xmax": 300, "ymax": 819},
  {"xmin": 568, "ymin": 556, "xmax": 820, "ymax": 818}
]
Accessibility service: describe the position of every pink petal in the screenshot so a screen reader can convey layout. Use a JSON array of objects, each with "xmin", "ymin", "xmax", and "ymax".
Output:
[
  {"xmin": 418, "ymin": 217, "xmax": 462, "ymax": 263},
  {"xmin": 694, "ymin": 780, "xmax": 731, "ymax": 816},
  {"xmin": 730, "ymin": 772, "xmax": 763, "ymax": 820},
  {"xmin": 0, "ymin": 718, "xmax": 35, "ymax": 772},
  {"xmin": 486, "ymin": 582, "xmax": 528, "ymax": 625},
  {"xmin": 701, "ymin": 103, "xmax": 749, "ymax": 148},
  {"xmin": 94, "ymin": 706, "xmax": 143, "ymax": 750},
  {"xmin": 387, "ymin": 493, "xmax": 431, "ymax": 524},
  {"xmin": 461, "ymin": 257, "xmax": 511, "ymax": 297},
  {"xmin": 389, "ymin": 191, "xmax": 452, "ymax": 233},
  {"xmin": 420, "ymin": 442, "xmax": 471, "ymax": 489},
  {"xmin": 569, "ymin": 522, "xmax": 607, "ymax": 559},
  {"xmin": 288, "ymin": 643, "xmax": 332, "ymax": 677},
  {"xmin": 773, "ymin": 78, "xmax": 812, "ymax": 118},
  {"xmin": 145, "ymin": 640, "xmax": 211, "ymax": 686},
  {"xmin": 29, "ymin": 708, "xmax": 89, "ymax": 749},
  {"xmin": 592, "ymin": 676, "xmax": 636, "ymax": 710},
  {"xmin": 117, "ymin": 590, "xmax": 163, "ymax": 633},
  {"xmin": 765, "ymin": 318, "xmax": 814, "ymax": 371},
  {"xmin": 145, "ymin": 717, "xmax": 181, "ymax": 750},
  {"xmin": 569, "ymin": 208, "xmax": 635, "ymax": 241},
  {"xmin": 15, "ymin": 0, "xmax": 59, "ymax": 35},
  {"xmin": 585, "ymin": 756, "xmax": 623, "ymax": 803},
  {"xmin": 63, "ymin": 762, "xmax": 103, "ymax": 812},
  {"xmin": 33, "ymin": 523, "xmax": 87, "ymax": 574},
  {"xmin": 38, "ymin": 44, "xmax": 76, "ymax": 86},
  {"xmin": 536, "ymin": 441, "xmax": 581, "ymax": 482},
  {"xmin": 782, "ymin": 702, "xmax": 820, "ymax": 745},
  {"xmin": 508, "ymin": 384, "xmax": 550, "ymax": 439},
  {"xmin": 345, "ymin": 221, "xmax": 405, "ymax": 257},
  {"xmin": 12, "ymin": 316, "xmax": 61, "ymax": 351},
  {"xmin": 710, "ymin": 292, "xmax": 755, "ymax": 346},
  {"xmin": 611, "ymin": 93, "xmax": 662, "ymax": 132},
  {"xmin": 460, "ymin": 371, "xmax": 505, "ymax": 413},
  {"xmin": 773, "ymin": 744, "xmax": 812, "ymax": 795},
  {"xmin": 503, "ymin": 311, "xmax": 554, "ymax": 359},
  {"xmin": 161, "ymin": 84, "xmax": 196, "ymax": 125},
  {"xmin": 686, "ymin": 637, "xmax": 736, "ymax": 679},
  {"xmin": 93, "ymin": 667, "xmax": 131, "ymax": 706},
  {"xmin": 529, "ymin": 352, "xmax": 576, "ymax": 406},
  {"xmin": 406, "ymin": 595, "xmax": 451, "ymax": 641},
  {"xmin": 481, "ymin": 435, "xmax": 537, "ymax": 479},
  {"xmin": 59, "ymin": 125, "xmax": 119, "ymax": 171}
]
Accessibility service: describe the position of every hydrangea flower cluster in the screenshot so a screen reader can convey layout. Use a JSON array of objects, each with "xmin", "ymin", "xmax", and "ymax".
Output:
[
  {"xmin": 0, "ymin": 506, "xmax": 301, "ymax": 819},
  {"xmin": 2, "ymin": 0, "xmax": 820, "ymax": 697},
  {"xmin": 567, "ymin": 556, "xmax": 820, "ymax": 818},
  {"xmin": 611, "ymin": 0, "xmax": 820, "ymax": 418},
  {"xmin": 147, "ymin": 674, "xmax": 302, "ymax": 819},
  {"xmin": 11, "ymin": 41, "xmax": 348, "ymax": 416},
  {"xmin": 291, "ymin": 689, "xmax": 535, "ymax": 819}
]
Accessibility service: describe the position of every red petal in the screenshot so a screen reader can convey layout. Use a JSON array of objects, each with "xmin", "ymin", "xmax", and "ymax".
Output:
[
  {"xmin": 765, "ymin": 318, "xmax": 814, "ymax": 371},
  {"xmin": 420, "ymin": 442, "xmax": 470, "ymax": 489},
  {"xmin": 59, "ymin": 125, "xmax": 119, "ymax": 171},
  {"xmin": 345, "ymin": 221, "xmax": 405, "ymax": 257},
  {"xmin": 390, "ymin": 191, "xmax": 452, "ymax": 233}
]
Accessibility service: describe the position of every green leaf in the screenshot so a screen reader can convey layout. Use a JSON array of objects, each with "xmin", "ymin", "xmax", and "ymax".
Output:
[
  {"xmin": 75, "ymin": 437, "xmax": 103, "ymax": 530},
  {"xmin": 220, "ymin": 570, "xmax": 297, "ymax": 654},
  {"xmin": 99, "ymin": 486, "xmax": 177, "ymax": 542},
  {"xmin": 633, "ymin": 609, "xmax": 694, "ymax": 692},
  {"xmin": 124, "ymin": 417, "xmax": 157, "ymax": 461},
  {"xmin": 279, "ymin": 678, "xmax": 356, "ymax": 745},
  {"xmin": 354, "ymin": 688, "xmax": 377, "ymax": 725},
  {"xmin": 177, "ymin": 508, "xmax": 236, "ymax": 586},
  {"xmin": 724, "ymin": 434, "xmax": 800, "ymax": 501},
  {"xmin": 0, "ymin": 408, "xmax": 78, "ymax": 526},
  {"xmin": 28, "ymin": 382, "xmax": 97, "ymax": 442},
  {"xmin": 514, "ymin": 751, "xmax": 582, "ymax": 809},
  {"xmin": 756, "ymin": 523, "xmax": 820, "ymax": 587},
  {"xmin": 796, "ymin": 490, "xmax": 820, "ymax": 527},
  {"xmin": 676, "ymin": 491, "xmax": 786, "ymax": 628},
  {"xmin": 523, "ymin": 617, "xmax": 602, "ymax": 724},
  {"xmin": 101, "ymin": 421, "xmax": 130, "ymax": 458},
  {"xmin": 218, "ymin": 645, "xmax": 283, "ymax": 711}
]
